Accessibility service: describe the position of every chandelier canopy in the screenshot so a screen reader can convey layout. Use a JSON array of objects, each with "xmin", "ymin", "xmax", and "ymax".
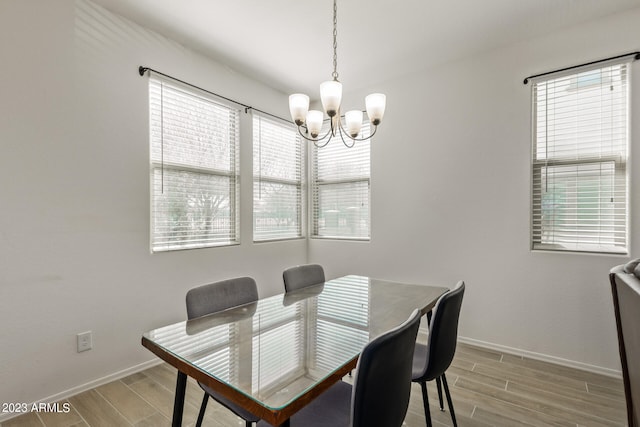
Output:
[{"xmin": 288, "ymin": 0, "xmax": 386, "ymax": 148}]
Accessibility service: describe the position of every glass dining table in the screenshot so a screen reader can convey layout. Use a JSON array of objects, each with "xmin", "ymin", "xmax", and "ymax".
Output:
[{"xmin": 141, "ymin": 275, "xmax": 448, "ymax": 426}]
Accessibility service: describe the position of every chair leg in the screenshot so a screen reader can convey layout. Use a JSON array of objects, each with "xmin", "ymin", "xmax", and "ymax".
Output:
[
  {"xmin": 245, "ymin": 421, "xmax": 252, "ymax": 427},
  {"xmin": 441, "ymin": 373, "xmax": 457, "ymax": 427},
  {"xmin": 427, "ymin": 308, "xmax": 445, "ymax": 410},
  {"xmin": 195, "ymin": 393, "xmax": 208, "ymax": 427},
  {"xmin": 420, "ymin": 381, "xmax": 432, "ymax": 427},
  {"xmin": 435, "ymin": 376, "xmax": 444, "ymax": 411}
]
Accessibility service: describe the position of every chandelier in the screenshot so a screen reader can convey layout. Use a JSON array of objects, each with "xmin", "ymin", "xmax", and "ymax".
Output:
[{"xmin": 288, "ymin": 0, "xmax": 386, "ymax": 148}]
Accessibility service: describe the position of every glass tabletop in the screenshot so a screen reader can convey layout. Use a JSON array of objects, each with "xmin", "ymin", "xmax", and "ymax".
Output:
[{"xmin": 142, "ymin": 275, "xmax": 447, "ymax": 412}]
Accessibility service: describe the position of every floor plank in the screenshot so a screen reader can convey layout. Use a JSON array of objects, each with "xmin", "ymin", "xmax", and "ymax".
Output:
[
  {"xmin": 36, "ymin": 401, "xmax": 83, "ymax": 427},
  {"xmin": 1, "ymin": 413, "xmax": 43, "ymax": 427},
  {"xmin": 95, "ymin": 380, "xmax": 157, "ymax": 424},
  {"xmin": 68, "ymin": 390, "xmax": 131, "ymax": 427}
]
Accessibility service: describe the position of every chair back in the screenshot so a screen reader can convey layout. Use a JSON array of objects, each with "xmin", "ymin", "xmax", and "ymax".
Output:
[
  {"xmin": 186, "ymin": 277, "xmax": 258, "ymax": 320},
  {"xmin": 351, "ymin": 309, "xmax": 421, "ymax": 427},
  {"xmin": 283, "ymin": 264, "xmax": 325, "ymax": 292},
  {"xmin": 610, "ymin": 264, "xmax": 640, "ymax": 427},
  {"xmin": 417, "ymin": 281, "xmax": 465, "ymax": 381}
]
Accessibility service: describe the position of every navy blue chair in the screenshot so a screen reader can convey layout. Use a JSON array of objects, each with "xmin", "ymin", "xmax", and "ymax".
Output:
[
  {"xmin": 412, "ymin": 281, "xmax": 465, "ymax": 427},
  {"xmin": 258, "ymin": 308, "xmax": 421, "ymax": 427},
  {"xmin": 186, "ymin": 277, "xmax": 260, "ymax": 427}
]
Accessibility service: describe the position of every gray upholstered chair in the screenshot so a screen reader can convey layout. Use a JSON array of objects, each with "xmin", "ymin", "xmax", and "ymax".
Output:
[
  {"xmin": 412, "ymin": 281, "xmax": 465, "ymax": 427},
  {"xmin": 185, "ymin": 277, "xmax": 260, "ymax": 427},
  {"xmin": 257, "ymin": 308, "xmax": 421, "ymax": 427},
  {"xmin": 610, "ymin": 261, "xmax": 640, "ymax": 427},
  {"xmin": 282, "ymin": 264, "xmax": 325, "ymax": 292}
]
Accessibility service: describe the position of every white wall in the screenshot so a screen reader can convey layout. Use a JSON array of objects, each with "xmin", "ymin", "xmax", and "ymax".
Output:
[
  {"xmin": 0, "ymin": 0, "xmax": 306, "ymax": 410},
  {"xmin": 310, "ymin": 8, "xmax": 640, "ymax": 374}
]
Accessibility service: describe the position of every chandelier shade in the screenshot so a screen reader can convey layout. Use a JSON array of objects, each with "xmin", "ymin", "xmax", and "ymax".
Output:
[
  {"xmin": 345, "ymin": 110, "xmax": 363, "ymax": 137},
  {"xmin": 320, "ymin": 80, "xmax": 343, "ymax": 117},
  {"xmin": 365, "ymin": 93, "xmax": 386, "ymax": 126},
  {"xmin": 289, "ymin": 0, "xmax": 386, "ymax": 147},
  {"xmin": 306, "ymin": 110, "xmax": 324, "ymax": 138},
  {"xmin": 289, "ymin": 94, "xmax": 309, "ymax": 126}
]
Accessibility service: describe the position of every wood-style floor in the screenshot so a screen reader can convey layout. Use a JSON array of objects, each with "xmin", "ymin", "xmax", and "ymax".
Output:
[{"xmin": 1, "ymin": 343, "xmax": 626, "ymax": 427}]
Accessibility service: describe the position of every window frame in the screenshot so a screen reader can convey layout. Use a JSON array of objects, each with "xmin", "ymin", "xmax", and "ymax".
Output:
[{"xmin": 530, "ymin": 60, "xmax": 630, "ymax": 255}]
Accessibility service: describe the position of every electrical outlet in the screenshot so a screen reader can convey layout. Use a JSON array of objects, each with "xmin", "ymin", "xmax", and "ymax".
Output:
[{"xmin": 77, "ymin": 331, "xmax": 92, "ymax": 352}]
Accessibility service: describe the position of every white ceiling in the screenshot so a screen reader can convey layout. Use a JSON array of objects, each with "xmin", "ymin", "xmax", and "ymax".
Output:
[{"xmin": 91, "ymin": 0, "xmax": 640, "ymax": 96}]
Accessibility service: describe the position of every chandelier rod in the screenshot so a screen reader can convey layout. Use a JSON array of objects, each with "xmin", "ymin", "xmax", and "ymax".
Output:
[{"xmin": 332, "ymin": 0, "xmax": 339, "ymax": 81}]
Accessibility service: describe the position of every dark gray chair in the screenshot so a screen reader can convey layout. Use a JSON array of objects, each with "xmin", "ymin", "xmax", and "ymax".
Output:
[
  {"xmin": 282, "ymin": 264, "xmax": 325, "ymax": 292},
  {"xmin": 412, "ymin": 281, "xmax": 465, "ymax": 427},
  {"xmin": 610, "ymin": 262, "xmax": 640, "ymax": 427},
  {"xmin": 257, "ymin": 308, "xmax": 421, "ymax": 427},
  {"xmin": 185, "ymin": 277, "xmax": 260, "ymax": 427}
]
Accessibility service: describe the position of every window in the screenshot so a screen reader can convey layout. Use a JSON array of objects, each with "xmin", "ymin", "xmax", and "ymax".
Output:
[
  {"xmin": 311, "ymin": 124, "xmax": 371, "ymax": 240},
  {"xmin": 531, "ymin": 61, "xmax": 630, "ymax": 254},
  {"xmin": 149, "ymin": 77, "xmax": 240, "ymax": 252},
  {"xmin": 253, "ymin": 114, "xmax": 304, "ymax": 241}
]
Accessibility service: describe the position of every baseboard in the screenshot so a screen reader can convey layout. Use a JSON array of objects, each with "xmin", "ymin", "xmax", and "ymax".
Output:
[
  {"xmin": 417, "ymin": 329, "xmax": 622, "ymax": 379},
  {"xmin": 0, "ymin": 359, "xmax": 162, "ymax": 423},
  {"xmin": 457, "ymin": 336, "xmax": 622, "ymax": 379}
]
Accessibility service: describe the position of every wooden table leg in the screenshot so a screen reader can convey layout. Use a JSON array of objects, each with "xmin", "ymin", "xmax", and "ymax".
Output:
[{"xmin": 172, "ymin": 371, "xmax": 188, "ymax": 427}]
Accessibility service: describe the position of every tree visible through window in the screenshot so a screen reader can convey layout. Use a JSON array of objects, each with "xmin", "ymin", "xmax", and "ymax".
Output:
[
  {"xmin": 253, "ymin": 114, "xmax": 304, "ymax": 241},
  {"xmin": 531, "ymin": 61, "xmax": 629, "ymax": 254},
  {"xmin": 149, "ymin": 77, "xmax": 240, "ymax": 252}
]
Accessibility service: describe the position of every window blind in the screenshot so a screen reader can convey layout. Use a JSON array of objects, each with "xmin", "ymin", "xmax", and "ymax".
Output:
[
  {"xmin": 252, "ymin": 299, "xmax": 304, "ymax": 395},
  {"xmin": 149, "ymin": 77, "xmax": 240, "ymax": 252},
  {"xmin": 531, "ymin": 61, "xmax": 629, "ymax": 254},
  {"xmin": 311, "ymin": 123, "xmax": 371, "ymax": 239},
  {"xmin": 253, "ymin": 114, "xmax": 304, "ymax": 241},
  {"xmin": 150, "ymin": 322, "xmax": 237, "ymax": 383},
  {"xmin": 312, "ymin": 276, "xmax": 369, "ymax": 373}
]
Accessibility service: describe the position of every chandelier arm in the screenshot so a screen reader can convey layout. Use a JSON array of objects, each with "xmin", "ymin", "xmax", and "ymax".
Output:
[
  {"xmin": 295, "ymin": 124, "xmax": 334, "ymax": 143},
  {"xmin": 337, "ymin": 125, "xmax": 357, "ymax": 148},
  {"xmin": 335, "ymin": 118, "xmax": 379, "ymax": 142},
  {"xmin": 367, "ymin": 124, "xmax": 378, "ymax": 139},
  {"xmin": 314, "ymin": 137, "xmax": 332, "ymax": 149}
]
